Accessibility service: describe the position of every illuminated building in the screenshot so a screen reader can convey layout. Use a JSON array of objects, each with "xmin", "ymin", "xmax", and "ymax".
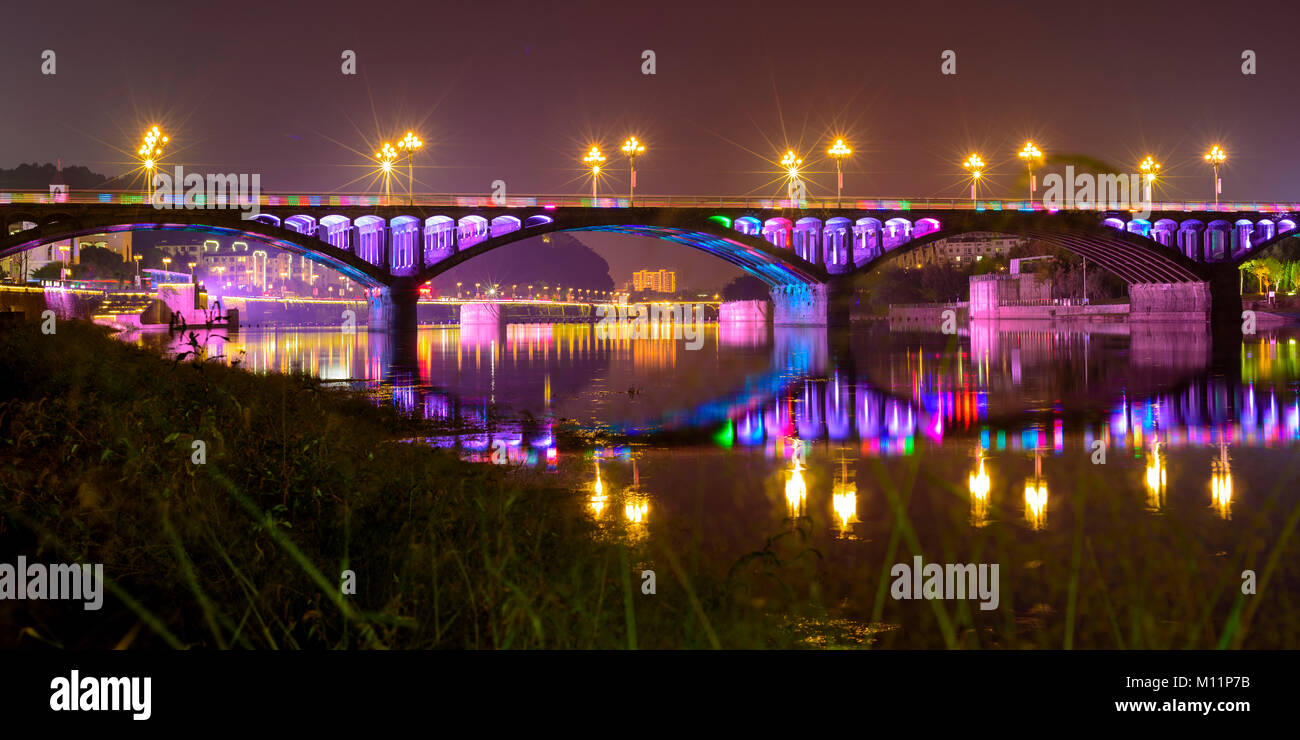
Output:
[{"xmin": 632, "ymin": 269, "xmax": 676, "ymax": 293}]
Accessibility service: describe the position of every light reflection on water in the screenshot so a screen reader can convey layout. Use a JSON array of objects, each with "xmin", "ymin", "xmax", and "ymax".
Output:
[{"xmin": 123, "ymin": 320, "xmax": 1300, "ymax": 623}]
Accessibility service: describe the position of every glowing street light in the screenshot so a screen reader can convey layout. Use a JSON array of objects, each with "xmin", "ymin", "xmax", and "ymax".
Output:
[
  {"xmin": 1204, "ymin": 145, "xmax": 1226, "ymax": 207},
  {"xmin": 376, "ymin": 142, "xmax": 398, "ymax": 199},
  {"xmin": 397, "ymin": 131, "xmax": 423, "ymax": 206},
  {"xmin": 583, "ymin": 146, "xmax": 606, "ymax": 201},
  {"xmin": 137, "ymin": 126, "xmax": 168, "ymax": 201},
  {"xmin": 826, "ymin": 138, "xmax": 852, "ymax": 208},
  {"xmin": 1017, "ymin": 141, "xmax": 1043, "ymax": 202},
  {"xmin": 1139, "ymin": 156, "xmax": 1161, "ymax": 203},
  {"xmin": 963, "ymin": 153, "xmax": 985, "ymax": 206},
  {"xmin": 781, "ymin": 149, "xmax": 803, "ymax": 203},
  {"xmin": 621, "ymin": 136, "xmax": 645, "ymax": 206}
]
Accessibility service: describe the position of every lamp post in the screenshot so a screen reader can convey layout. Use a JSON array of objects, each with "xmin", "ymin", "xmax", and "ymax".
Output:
[
  {"xmin": 137, "ymin": 126, "xmax": 168, "ymax": 201},
  {"xmin": 1139, "ymin": 156, "xmax": 1161, "ymax": 203},
  {"xmin": 583, "ymin": 146, "xmax": 605, "ymax": 201},
  {"xmin": 1204, "ymin": 145, "xmax": 1226, "ymax": 207},
  {"xmin": 397, "ymin": 131, "xmax": 423, "ymax": 206},
  {"xmin": 1017, "ymin": 141, "xmax": 1042, "ymax": 202},
  {"xmin": 376, "ymin": 143, "xmax": 398, "ymax": 200},
  {"xmin": 963, "ymin": 153, "xmax": 985, "ymax": 207},
  {"xmin": 827, "ymin": 138, "xmax": 852, "ymax": 208},
  {"xmin": 781, "ymin": 150, "xmax": 803, "ymax": 203},
  {"xmin": 621, "ymin": 137, "xmax": 644, "ymax": 206}
]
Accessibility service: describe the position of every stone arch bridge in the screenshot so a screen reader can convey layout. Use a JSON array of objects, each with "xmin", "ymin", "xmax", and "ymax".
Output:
[{"xmin": 3, "ymin": 195, "xmax": 1296, "ymax": 333}]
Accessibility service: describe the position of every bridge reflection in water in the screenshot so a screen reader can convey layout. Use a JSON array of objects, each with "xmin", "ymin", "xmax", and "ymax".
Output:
[{"xmin": 127, "ymin": 320, "xmax": 1300, "ymax": 538}]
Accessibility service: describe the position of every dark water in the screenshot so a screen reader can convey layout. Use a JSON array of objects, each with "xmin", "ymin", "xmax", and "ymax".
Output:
[{"xmin": 124, "ymin": 319, "xmax": 1300, "ymax": 646}]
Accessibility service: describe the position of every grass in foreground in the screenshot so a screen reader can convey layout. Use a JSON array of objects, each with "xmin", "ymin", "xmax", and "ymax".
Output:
[{"xmin": 0, "ymin": 321, "xmax": 818, "ymax": 649}]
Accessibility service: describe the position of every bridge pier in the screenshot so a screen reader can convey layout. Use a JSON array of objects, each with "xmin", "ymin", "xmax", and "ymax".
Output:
[
  {"xmin": 770, "ymin": 281, "xmax": 854, "ymax": 326},
  {"xmin": 368, "ymin": 279, "xmax": 419, "ymax": 335},
  {"xmin": 1128, "ymin": 268, "xmax": 1242, "ymax": 374}
]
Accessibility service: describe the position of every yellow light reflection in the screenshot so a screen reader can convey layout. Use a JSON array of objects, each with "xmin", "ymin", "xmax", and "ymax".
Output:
[
  {"xmin": 1145, "ymin": 438, "xmax": 1167, "ymax": 512},
  {"xmin": 624, "ymin": 500, "xmax": 647, "ymax": 524},
  {"xmin": 785, "ymin": 446, "xmax": 807, "ymax": 518},
  {"xmin": 1211, "ymin": 442, "xmax": 1232, "ymax": 520},
  {"xmin": 589, "ymin": 458, "xmax": 606, "ymax": 516},
  {"xmin": 831, "ymin": 454, "xmax": 857, "ymax": 535},
  {"xmin": 1024, "ymin": 481, "xmax": 1047, "ymax": 531},
  {"xmin": 969, "ymin": 452, "xmax": 990, "ymax": 527}
]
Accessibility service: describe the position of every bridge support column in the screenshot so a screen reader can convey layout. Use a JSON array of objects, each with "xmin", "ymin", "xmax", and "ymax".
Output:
[
  {"xmin": 770, "ymin": 281, "xmax": 853, "ymax": 327},
  {"xmin": 368, "ymin": 279, "xmax": 419, "ymax": 335},
  {"xmin": 1128, "ymin": 282, "xmax": 1213, "ymax": 322},
  {"xmin": 1129, "ymin": 269, "xmax": 1242, "ymax": 373}
]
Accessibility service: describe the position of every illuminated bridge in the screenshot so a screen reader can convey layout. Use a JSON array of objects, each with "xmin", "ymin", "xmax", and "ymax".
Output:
[{"xmin": 3, "ymin": 192, "xmax": 1298, "ymax": 332}]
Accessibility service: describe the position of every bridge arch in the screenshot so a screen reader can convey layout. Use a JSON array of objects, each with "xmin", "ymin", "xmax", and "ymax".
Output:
[
  {"xmin": 412, "ymin": 210, "xmax": 826, "ymax": 289},
  {"xmin": 839, "ymin": 212, "xmax": 1205, "ymax": 285}
]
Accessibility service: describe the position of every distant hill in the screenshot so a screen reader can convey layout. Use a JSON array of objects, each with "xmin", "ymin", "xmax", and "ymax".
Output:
[{"xmin": 0, "ymin": 162, "xmax": 112, "ymax": 190}]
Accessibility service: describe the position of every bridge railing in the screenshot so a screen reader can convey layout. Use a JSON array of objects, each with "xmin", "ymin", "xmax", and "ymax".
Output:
[{"xmin": 4, "ymin": 190, "xmax": 1300, "ymax": 214}]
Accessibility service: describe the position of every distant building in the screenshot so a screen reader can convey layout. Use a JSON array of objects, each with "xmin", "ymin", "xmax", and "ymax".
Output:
[
  {"xmin": 632, "ymin": 269, "xmax": 676, "ymax": 293},
  {"xmin": 909, "ymin": 232, "xmax": 1024, "ymax": 267}
]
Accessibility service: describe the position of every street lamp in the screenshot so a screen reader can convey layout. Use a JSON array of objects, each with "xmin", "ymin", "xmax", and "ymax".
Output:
[
  {"xmin": 781, "ymin": 150, "xmax": 803, "ymax": 203},
  {"xmin": 963, "ymin": 153, "xmax": 985, "ymax": 206},
  {"xmin": 137, "ymin": 126, "xmax": 168, "ymax": 201},
  {"xmin": 621, "ymin": 137, "xmax": 645, "ymax": 206},
  {"xmin": 583, "ymin": 146, "xmax": 606, "ymax": 201},
  {"xmin": 1139, "ymin": 156, "xmax": 1161, "ymax": 203},
  {"xmin": 1017, "ymin": 141, "xmax": 1043, "ymax": 202},
  {"xmin": 826, "ymin": 138, "xmax": 852, "ymax": 208},
  {"xmin": 397, "ymin": 131, "xmax": 423, "ymax": 206},
  {"xmin": 376, "ymin": 142, "xmax": 398, "ymax": 199},
  {"xmin": 1204, "ymin": 145, "xmax": 1226, "ymax": 207}
]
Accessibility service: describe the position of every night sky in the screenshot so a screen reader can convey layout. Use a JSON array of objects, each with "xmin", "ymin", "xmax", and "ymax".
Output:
[{"xmin": 3, "ymin": 0, "xmax": 1297, "ymax": 287}]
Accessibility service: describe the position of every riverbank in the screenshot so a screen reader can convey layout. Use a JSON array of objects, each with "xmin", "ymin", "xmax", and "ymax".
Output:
[{"xmin": 0, "ymin": 320, "xmax": 822, "ymax": 649}]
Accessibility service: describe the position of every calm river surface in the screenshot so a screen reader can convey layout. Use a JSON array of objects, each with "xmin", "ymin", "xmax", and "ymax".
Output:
[{"xmin": 123, "ymin": 319, "xmax": 1300, "ymax": 647}]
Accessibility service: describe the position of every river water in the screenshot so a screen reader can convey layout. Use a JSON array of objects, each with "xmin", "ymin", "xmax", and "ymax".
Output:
[{"xmin": 123, "ymin": 319, "xmax": 1300, "ymax": 647}]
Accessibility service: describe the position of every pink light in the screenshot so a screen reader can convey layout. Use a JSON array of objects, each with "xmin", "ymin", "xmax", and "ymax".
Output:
[{"xmin": 543, "ymin": 204, "xmax": 556, "ymax": 210}]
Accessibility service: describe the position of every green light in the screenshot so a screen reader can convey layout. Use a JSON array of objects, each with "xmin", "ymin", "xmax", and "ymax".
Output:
[
  {"xmin": 904, "ymin": 436, "xmax": 914, "ymax": 455},
  {"xmin": 713, "ymin": 421, "xmax": 734, "ymax": 448},
  {"xmin": 708, "ymin": 215, "xmax": 732, "ymax": 228},
  {"xmin": 996, "ymin": 430, "xmax": 1007, "ymax": 450}
]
